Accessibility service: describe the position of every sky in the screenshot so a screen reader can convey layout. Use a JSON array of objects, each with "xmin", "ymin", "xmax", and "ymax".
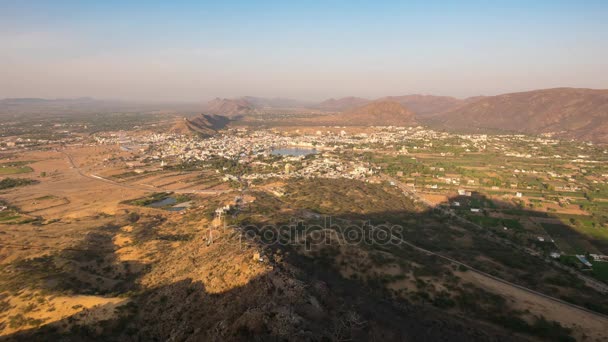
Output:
[{"xmin": 1, "ymin": 0, "xmax": 607, "ymax": 101}]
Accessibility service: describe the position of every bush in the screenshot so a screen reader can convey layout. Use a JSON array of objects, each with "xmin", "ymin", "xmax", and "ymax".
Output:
[
  {"xmin": 0, "ymin": 177, "xmax": 39, "ymax": 190},
  {"xmin": 127, "ymin": 212, "xmax": 140, "ymax": 223}
]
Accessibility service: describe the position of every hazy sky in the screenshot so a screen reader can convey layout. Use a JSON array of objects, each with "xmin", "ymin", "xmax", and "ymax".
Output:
[{"xmin": 1, "ymin": 0, "xmax": 607, "ymax": 101}]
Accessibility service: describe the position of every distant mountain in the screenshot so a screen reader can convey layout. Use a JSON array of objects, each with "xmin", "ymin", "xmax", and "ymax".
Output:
[
  {"xmin": 433, "ymin": 88, "xmax": 608, "ymax": 143},
  {"xmin": 0, "ymin": 97, "xmax": 199, "ymax": 116},
  {"xmin": 317, "ymin": 97, "xmax": 371, "ymax": 111},
  {"xmin": 240, "ymin": 96, "xmax": 306, "ymax": 108},
  {"xmin": 203, "ymin": 98, "xmax": 257, "ymax": 116},
  {"xmin": 378, "ymin": 94, "xmax": 466, "ymax": 117},
  {"xmin": 324, "ymin": 100, "xmax": 416, "ymax": 126}
]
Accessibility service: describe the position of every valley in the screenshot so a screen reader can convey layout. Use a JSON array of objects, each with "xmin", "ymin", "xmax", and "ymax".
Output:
[{"xmin": 1, "ymin": 114, "xmax": 608, "ymax": 340}]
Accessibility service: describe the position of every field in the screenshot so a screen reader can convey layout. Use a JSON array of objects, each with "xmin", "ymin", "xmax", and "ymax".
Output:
[
  {"xmin": 0, "ymin": 162, "xmax": 33, "ymax": 175},
  {"xmin": 541, "ymin": 223, "xmax": 600, "ymax": 254},
  {"xmin": 365, "ymin": 139, "xmax": 608, "ymax": 286},
  {"xmin": 0, "ymin": 141, "xmax": 241, "ymax": 337}
]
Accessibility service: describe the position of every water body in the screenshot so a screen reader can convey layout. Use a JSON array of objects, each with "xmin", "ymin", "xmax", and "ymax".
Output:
[
  {"xmin": 271, "ymin": 147, "xmax": 317, "ymax": 156},
  {"xmin": 146, "ymin": 197, "xmax": 177, "ymax": 208}
]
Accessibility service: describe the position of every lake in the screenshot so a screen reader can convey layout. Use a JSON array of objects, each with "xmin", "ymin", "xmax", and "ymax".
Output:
[{"xmin": 271, "ymin": 147, "xmax": 317, "ymax": 156}]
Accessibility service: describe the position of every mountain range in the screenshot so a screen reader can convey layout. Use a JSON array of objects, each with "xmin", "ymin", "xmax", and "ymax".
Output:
[
  {"xmin": 2, "ymin": 87, "xmax": 607, "ymax": 143},
  {"xmin": 200, "ymin": 88, "xmax": 608, "ymax": 142},
  {"xmin": 432, "ymin": 88, "xmax": 608, "ymax": 142}
]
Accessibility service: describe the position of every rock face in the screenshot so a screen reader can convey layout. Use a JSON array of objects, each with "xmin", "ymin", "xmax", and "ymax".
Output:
[
  {"xmin": 331, "ymin": 100, "xmax": 417, "ymax": 126},
  {"xmin": 433, "ymin": 88, "xmax": 608, "ymax": 143}
]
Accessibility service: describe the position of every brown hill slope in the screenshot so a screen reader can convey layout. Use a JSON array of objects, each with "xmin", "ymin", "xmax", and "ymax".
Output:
[
  {"xmin": 379, "ymin": 94, "xmax": 465, "ymax": 117},
  {"xmin": 435, "ymin": 88, "xmax": 608, "ymax": 143},
  {"xmin": 184, "ymin": 114, "xmax": 231, "ymax": 136},
  {"xmin": 324, "ymin": 100, "xmax": 416, "ymax": 126}
]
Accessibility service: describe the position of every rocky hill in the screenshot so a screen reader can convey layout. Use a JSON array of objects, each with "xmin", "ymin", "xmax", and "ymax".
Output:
[
  {"xmin": 433, "ymin": 88, "xmax": 608, "ymax": 143},
  {"xmin": 324, "ymin": 100, "xmax": 417, "ymax": 126},
  {"xmin": 183, "ymin": 114, "xmax": 231, "ymax": 136},
  {"xmin": 204, "ymin": 98, "xmax": 257, "ymax": 116},
  {"xmin": 378, "ymin": 94, "xmax": 466, "ymax": 117}
]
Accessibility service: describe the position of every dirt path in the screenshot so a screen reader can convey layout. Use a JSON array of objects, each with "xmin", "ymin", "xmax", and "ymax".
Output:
[
  {"xmin": 460, "ymin": 271, "xmax": 608, "ymax": 341},
  {"xmin": 62, "ymin": 150, "xmax": 230, "ymax": 195}
]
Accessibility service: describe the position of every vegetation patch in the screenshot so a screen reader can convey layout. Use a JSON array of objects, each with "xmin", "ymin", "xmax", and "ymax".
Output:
[
  {"xmin": 123, "ymin": 192, "xmax": 190, "ymax": 209},
  {"xmin": 591, "ymin": 261, "xmax": 608, "ymax": 283},
  {"xmin": 0, "ymin": 177, "xmax": 39, "ymax": 190},
  {"xmin": 0, "ymin": 161, "xmax": 33, "ymax": 175}
]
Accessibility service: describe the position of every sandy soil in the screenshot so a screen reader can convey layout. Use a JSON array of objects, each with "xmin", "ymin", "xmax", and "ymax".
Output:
[
  {"xmin": 419, "ymin": 193, "xmax": 449, "ymax": 205},
  {"xmin": 457, "ymin": 270, "xmax": 608, "ymax": 341},
  {"xmin": 2, "ymin": 148, "xmax": 148, "ymax": 219}
]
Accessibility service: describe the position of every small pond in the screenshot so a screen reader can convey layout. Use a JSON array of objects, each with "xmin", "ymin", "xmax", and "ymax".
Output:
[{"xmin": 146, "ymin": 197, "xmax": 177, "ymax": 208}]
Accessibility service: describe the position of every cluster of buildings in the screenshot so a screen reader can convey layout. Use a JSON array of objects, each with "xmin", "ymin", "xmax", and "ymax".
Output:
[
  {"xmin": 241, "ymin": 155, "xmax": 375, "ymax": 181},
  {"xmin": 90, "ymin": 125, "xmax": 607, "ymax": 188}
]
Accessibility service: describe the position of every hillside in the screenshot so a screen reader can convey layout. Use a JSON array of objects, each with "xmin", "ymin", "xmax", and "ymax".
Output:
[
  {"xmin": 316, "ymin": 95, "xmax": 483, "ymax": 118},
  {"xmin": 204, "ymin": 98, "xmax": 257, "ymax": 116},
  {"xmin": 326, "ymin": 100, "xmax": 416, "ymax": 126},
  {"xmin": 434, "ymin": 88, "xmax": 608, "ymax": 143},
  {"xmin": 378, "ymin": 94, "xmax": 466, "ymax": 117},
  {"xmin": 184, "ymin": 114, "xmax": 231, "ymax": 136}
]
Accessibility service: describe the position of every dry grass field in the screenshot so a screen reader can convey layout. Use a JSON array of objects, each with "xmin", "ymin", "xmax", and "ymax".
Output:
[{"xmin": 0, "ymin": 145, "xmax": 235, "ymax": 337}]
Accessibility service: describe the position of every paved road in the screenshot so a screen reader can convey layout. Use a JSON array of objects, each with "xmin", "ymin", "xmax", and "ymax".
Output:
[{"xmin": 61, "ymin": 150, "xmax": 229, "ymax": 195}]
